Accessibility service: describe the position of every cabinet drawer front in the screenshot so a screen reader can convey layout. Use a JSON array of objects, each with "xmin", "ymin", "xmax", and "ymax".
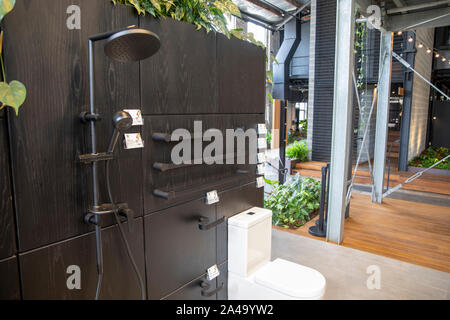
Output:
[
  {"xmin": 143, "ymin": 114, "xmax": 262, "ymax": 214},
  {"xmin": 145, "ymin": 199, "xmax": 219, "ymax": 299},
  {"xmin": 217, "ymin": 182, "xmax": 264, "ymax": 263},
  {"xmin": 0, "ymin": 257, "xmax": 20, "ymax": 300},
  {"xmin": 20, "ymin": 219, "xmax": 145, "ymax": 299}
]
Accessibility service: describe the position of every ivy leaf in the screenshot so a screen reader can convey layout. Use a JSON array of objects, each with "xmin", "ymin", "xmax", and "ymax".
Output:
[
  {"xmin": 0, "ymin": 0, "xmax": 15, "ymax": 23},
  {"xmin": 0, "ymin": 80, "xmax": 26, "ymax": 115}
]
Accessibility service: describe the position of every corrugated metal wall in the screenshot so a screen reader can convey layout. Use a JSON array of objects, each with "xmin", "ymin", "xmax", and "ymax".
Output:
[{"xmin": 311, "ymin": 0, "xmax": 336, "ymax": 162}]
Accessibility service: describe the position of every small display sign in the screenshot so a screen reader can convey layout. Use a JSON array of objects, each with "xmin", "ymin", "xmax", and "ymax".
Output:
[
  {"xmin": 256, "ymin": 176, "xmax": 265, "ymax": 188},
  {"xmin": 258, "ymin": 137, "xmax": 267, "ymax": 149},
  {"xmin": 257, "ymin": 163, "xmax": 265, "ymax": 175},
  {"xmin": 124, "ymin": 133, "xmax": 144, "ymax": 149},
  {"xmin": 206, "ymin": 264, "xmax": 220, "ymax": 281},
  {"xmin": 123, "ymin": 109, "xmax": 143, "ymax": 126},
  {"xmin": 205, "ymin": 190, "xmax": 219, "ymax": 205},
  {"xmin": 257, "ymin": 152, "xmax": 265, "ymax": 164},
  {"xmin": 257, "ymin": 123, "xmax": 267, "ymax": 135}
]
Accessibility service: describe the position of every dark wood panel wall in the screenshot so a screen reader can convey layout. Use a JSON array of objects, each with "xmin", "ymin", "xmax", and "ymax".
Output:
[{"xmin": 1, "ymin": 0, "xmax": 265, "ymax": 299}]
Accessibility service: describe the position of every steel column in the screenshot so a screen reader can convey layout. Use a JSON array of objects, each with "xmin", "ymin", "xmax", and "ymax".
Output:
[
  {"xmin": 372, "ymin": 31, "xmax": 393, "ymax": 203},
  {"xmin": 326, "ymin": 0, "xmax": 355, "ymax": 244}
]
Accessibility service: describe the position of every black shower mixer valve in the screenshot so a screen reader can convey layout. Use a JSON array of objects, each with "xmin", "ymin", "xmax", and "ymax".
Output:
[{"xmin": 84, "ymin": 202, "xmax": 134, "ymax": 232}]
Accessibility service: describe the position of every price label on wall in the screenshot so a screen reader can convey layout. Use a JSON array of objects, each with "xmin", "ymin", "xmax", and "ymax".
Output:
[
  {"xmin": 123, "ymin": 109, "xmax": 143, "ymax": 126},
  {"xmin": 124, "ymin": 133, "xmax": 144, "ymax": 149},
  {"xmin": 257, "ymin": 152, "xmax": 265, "ymax": 163},
  {"xmin": 205, "ymin": 190, "xmax": 219, "ymax": 205},
  {"xmin": 258, "ymin": 137, "xmax": 267, "ymax": 150},
  {"xmin": 256, "ymin": 164, "xmax": 265, "ymax": 175},
  {"xmin": 257, "ymin": 123, "xmax": 267, "ymax": 135},
  {"xmin": 256, "ymin": 176, "xmax": 265, "ymax": 188}
]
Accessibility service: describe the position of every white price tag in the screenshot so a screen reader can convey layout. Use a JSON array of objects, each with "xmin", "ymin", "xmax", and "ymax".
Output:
[
  {"xmin": 258, "ymin": 137, "xmax": 267, "ymax": 149},
  {"xmin": 205, "ymin": 190, "xmax": 219, "ymax": 205},
  {"xmin": 257, "ymin": 123, "xmax": 267, "ymax": 134},
  {"xmin": 123, "ymin": 109, "xmax": 143, "ymax": 126},
  {"xmin": 256, "ymin": 176, "xmax": 265, "ymax": 188},
  {"xmin": 124, "ymin": 133, "xmax": 144, "ymax": 149},
  {"xmin": 257, "ymin": 152, "xmax": 265, "ymax": 163},
  {"xmin": 257, "ymin": 164, "xmax": 265, "ymax": 175},
  {"xmin": 207, "ymin": 264, "xmax": 220, "ymax": 281}
]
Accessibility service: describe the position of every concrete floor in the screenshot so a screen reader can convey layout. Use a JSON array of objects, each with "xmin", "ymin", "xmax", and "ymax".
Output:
[{"xmin": 271, "ymin": 229, "xmax": 450, "ymax": 300}]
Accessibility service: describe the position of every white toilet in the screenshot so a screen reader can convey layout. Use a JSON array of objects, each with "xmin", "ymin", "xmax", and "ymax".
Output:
[{"xmin": 228, "ymin": 207, "xmax": 326, "ymax": 300}]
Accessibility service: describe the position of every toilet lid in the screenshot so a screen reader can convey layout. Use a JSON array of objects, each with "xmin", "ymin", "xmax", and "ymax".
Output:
[{"xmin": 254, "ymin": 258, "xmax": 326, "ymax": 299}]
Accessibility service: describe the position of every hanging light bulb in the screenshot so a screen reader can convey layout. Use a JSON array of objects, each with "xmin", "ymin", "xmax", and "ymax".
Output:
[
  {"xmin": 408, "ymin": 37, "xmax": 413, "ymax": 43},
  {"xmin": 397, "ymin": 31, "xmax": 403, "ymax": 35},
  {"xmin": 426, "ymin": 48, "xmax": 432, "ymax": 54},
  {"xmin": 442, "ymin": 57, "xmax": 447, "ymax": 62},
  {"xmin": 435, "ymin": 53, "xmax": 440, "ymax": 58},
  {"xmin": 418, "ymin": 43, "xmax": 424, "ymax": 48}
]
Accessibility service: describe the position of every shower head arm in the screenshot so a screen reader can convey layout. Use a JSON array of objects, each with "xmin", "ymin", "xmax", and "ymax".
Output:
[{"xmin": 88, "ymin": 25, "xmax": 137, "ymax": 42}]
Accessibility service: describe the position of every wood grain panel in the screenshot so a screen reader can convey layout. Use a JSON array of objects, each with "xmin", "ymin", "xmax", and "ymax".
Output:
[
  {"xmin": 140, "ymin": 18, "xmax": 217, "ymax": 115},
  {"xmin": 0, "ymin": 119, "xmax": 16, "ymax": 259},
  {"xmin": 143, "ymin": 114, "xmax": 262, "ymax": 214},
  {"xmin": 144, "ymin": 199, "xmax": 216, "ymax": 300},
  {"xmin": 0, "ymin": 256, "xmax": 21, "ymax": 299},
  {"xmin": 20, "ymin": 218, "xmax": 145, "ymax": 299},
  {"xmin": 3, "ymin": 0, "xmax": 142, "ymax": 251},
  {"xmin": 217, "ymin": 33, "xmax": 266, "ymax": 114}
]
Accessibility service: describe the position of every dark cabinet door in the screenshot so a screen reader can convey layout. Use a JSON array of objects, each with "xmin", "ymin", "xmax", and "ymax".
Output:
[
  {"xmin": 4, "ymin": 0, "xmax": 142, "ymax": 251},
  {"xmin": 20, "ymin": 218, "xmax": 145, "ymax": 299},
  {"xmin": 0, "ymin": 256, "xmax": 21, "ymax": 300},
  {"xmin": 0, "ymin": 119, "xmax": 16, "ymax": 260},
  {"xmin": 163, "ymin": 274, "xmax": 219, "ymax": 300},
  {"xmin": 217, "ymin": 34, "xmax": 266, "ymax": 114},
  {"xmin": 217, "ymin": 182, "xmax": 264, "ymax": 263},
  {"xmin": 216, "ymin": 261, "xmax": 228, "ymax": 300},
  {"xmin": 144, "ymin": 199, "xmax": 219, "ymax": 299},
  {"xmin": 140, "ymin": 18, "xmax": 217, "ymax": 115},
  {"xmin": 143, "ymin": 114, "xmax": 263, "ymax": 214}
]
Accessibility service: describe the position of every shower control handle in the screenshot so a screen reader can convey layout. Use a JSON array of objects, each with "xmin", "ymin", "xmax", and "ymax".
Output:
[
  {"xmin": 117, "ymin": 205, "xmax": 134, "ymax": 233},
  {"xmin": 200, "ymin": 281, "xmax": 224, "ymax": 297},
  {"xmin": 198, "ymin": 216, "xmax": 225, "ymax": 231}
]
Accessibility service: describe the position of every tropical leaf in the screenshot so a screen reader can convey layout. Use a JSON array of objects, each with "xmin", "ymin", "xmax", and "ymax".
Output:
[
  {"xmin": 0, "ymin": 0, "xmax": 15, "ymax": 22},
  {"xmin": 0, "ymin": 80, "xmax": 26, "ymax": 115}
]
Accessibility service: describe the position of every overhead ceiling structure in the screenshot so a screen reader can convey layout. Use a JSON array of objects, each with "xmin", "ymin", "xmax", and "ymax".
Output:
[
  {"xmin": 232, "ymin": 0, "xmax": 311, "ymax": 30},
  {"xmin": 356, "ymin": 0, "xmax": 450, "ymax": 31}
]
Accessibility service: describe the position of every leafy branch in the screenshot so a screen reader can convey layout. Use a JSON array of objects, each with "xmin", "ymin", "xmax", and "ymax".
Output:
[{"xmin": 0, "ymin": 0, "xmax": 26, "ymax": 115}]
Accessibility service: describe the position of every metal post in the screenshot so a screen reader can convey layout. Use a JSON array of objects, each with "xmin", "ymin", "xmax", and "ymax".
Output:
[
  {"xmin": 372, "ymin": 31, "xmax": 393, "ymax": 203},
  {"xmin": 326, "ymin": 0, "xmax": 355, "ymax": 244},
  {"xmin": 279, "ymin": 100, "xmax": 287, "ymax": 183}
]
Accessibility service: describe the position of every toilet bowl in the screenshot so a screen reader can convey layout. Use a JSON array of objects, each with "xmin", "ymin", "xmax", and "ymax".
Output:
[{"xmin": 228, "ymin": 207, "xmax": 326, "ymax": 300}]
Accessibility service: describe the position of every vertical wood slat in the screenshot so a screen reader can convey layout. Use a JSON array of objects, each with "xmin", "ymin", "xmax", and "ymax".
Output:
[{"xmin": 4, "ymin": 0, "xmax": 142, "ymax": 251}]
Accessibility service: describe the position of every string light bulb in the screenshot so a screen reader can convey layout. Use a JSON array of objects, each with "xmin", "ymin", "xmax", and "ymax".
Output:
[
  {"xmin": 442, "ymin": 57, "xmax": 447, "ymax": 62},
  {"xmin": 435, "ymin": 53, "xmax": 440, "ymax": 58},
  {"xmin": 426, "ymin": 48, "xmax": 432, "ymax": 54},
  {"xmin": 397, "ymin": 31, "xmax": 403, "ymax": 35},
  {"xmin": 408, "ymin": 37, "xmax": 413, "ymax": 43},
  {"xmin": 418, "ymin": 43, "xmax": 423, "ymax": 48}
]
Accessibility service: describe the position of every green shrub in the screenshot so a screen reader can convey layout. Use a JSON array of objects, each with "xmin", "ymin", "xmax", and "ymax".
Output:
[
  {"xmin": 408, "ymin": 147, "xmax": 449, "ymax": 170},
  {"xmin": 266, "ymin": 131, "xmax": 272, "ymax": 147},
  {"xmin": 264, "ymin": 175, "xmax": 321, "ymax": 228},
  {"xmin": 286, "ymin": 140, "xmax": 310, "ymax": 161}
]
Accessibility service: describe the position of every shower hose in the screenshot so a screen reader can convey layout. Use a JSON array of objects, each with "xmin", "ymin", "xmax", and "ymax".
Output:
[{"xmin": 93, "ymin": 159, "xmax": 146, "ymax": 300}]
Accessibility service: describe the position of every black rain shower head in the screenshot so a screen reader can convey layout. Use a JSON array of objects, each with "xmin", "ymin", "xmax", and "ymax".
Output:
[
  {"xmin": 104, "ymin": 28, "xmax": 160, "ymax": 62},
  {"xmin": 108, "ymin": 111, "xmax": 133, "ymax": 153}
]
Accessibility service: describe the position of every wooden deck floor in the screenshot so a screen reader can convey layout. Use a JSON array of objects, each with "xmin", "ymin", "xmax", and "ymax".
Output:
[{"xmin": 274, "ymin": 193, "xmax": 450, "ymax": 273}]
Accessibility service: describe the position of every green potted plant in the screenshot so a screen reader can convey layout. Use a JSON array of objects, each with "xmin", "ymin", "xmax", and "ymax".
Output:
[
  {"xmin": 264, "ymin": 175, "xmax": 320, "ymax": 228},
  {"xmin": 285, "ymin": 140, "xmax": 310, "ymax": 175}
]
